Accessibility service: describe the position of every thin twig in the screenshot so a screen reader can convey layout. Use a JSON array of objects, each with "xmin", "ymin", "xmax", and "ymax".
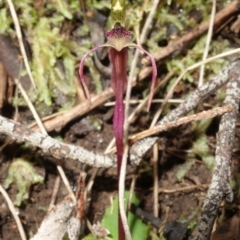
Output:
[
  {"xmin": 57, "ymin": 166, "xmax": 76, "ymax": 204},
  {"xmin": 104, "ymin": 98, "xmax": 184, "ymax": 106},
  {"xmin": 153, "ymin": 144, "xmax": 159, "ymax": 217},
  {"xmin": 147, "ymin": 74, "xmax": 176, "ymax": 223},
  {"xmin": 6, "ymin": 0, "xmax": 36, "ymax": 88},
  {"xmin": 127, "ymin": 174, "xmax": 137, "ymax": 212},
  {"xmin": 129, "ymin": 105, "xmax": 232, "ymax": 143},
  {"xmin": 48, "ymin": 176, "xmax": 61, "ymax": 210},
  {"xmin": 119, "ymin": 145, "xmax": 132, "ymax": 240},
  {"xmin": 158, "ymin": 184, "xmax": 208, "ymax": 193},
  {"xmin": 198, "ymin": 0, "xmax": 216, "ymax": 87},
  {"xmin": 0, "ymin": 185, "xmax": 27, "ymax": 240},
  {"xmin": 15, "ymin": 79, "xmax": 46, "ymax": 134}
]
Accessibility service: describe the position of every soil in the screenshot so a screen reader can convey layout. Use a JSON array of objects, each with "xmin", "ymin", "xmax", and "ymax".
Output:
[{"xmin": 1, "ymin": 1, "xmax": 240, "ymax": 240}]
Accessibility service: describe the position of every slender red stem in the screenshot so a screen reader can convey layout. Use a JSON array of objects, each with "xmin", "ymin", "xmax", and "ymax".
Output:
[{"xmin": 109, "ymin": 47, "xmax": 128, "ymax": 240}]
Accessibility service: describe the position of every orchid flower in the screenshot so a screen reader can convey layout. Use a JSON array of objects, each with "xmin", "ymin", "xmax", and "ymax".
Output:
[
  {"xmin": 79, "ymin": 22, "xmax": 157, "ymax": 171},
  {"xmin": 79, "ymin": 23, "xmax": 157, "ymax": 151},
  {"xmin": 79, "ymin": 23, "xmax": 157, "ymax": 239}
]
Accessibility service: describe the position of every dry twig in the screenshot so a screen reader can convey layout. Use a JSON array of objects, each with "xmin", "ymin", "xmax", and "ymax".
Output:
[
  {"xmin": 0, "ymin": 185, "xmax": 27, "ymax": 240},
  {"xmin": 198, "ymin": 0, "xmax": 216, "ymax": 87},
  {"xmin": 158, "ymin": 184, "xmax": 208, "ymax": 194},
  {"xmin": 129, "ymin": 105, "xmax": 232, "ymax": 143},
  {"xmin": 6, "ymin": 0, "xmax": 36, "ymax": 88}
]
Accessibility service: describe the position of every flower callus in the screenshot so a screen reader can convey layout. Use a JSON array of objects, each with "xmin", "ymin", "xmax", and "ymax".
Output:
[{"xmin": 105, "ymin": 23, "xmax": 132, "ymax": 51}]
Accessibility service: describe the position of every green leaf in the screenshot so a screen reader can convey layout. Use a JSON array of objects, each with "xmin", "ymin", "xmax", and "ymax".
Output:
[{"xmin": 102, "ymin": 191, "xmax": 149, "ymax": 240}]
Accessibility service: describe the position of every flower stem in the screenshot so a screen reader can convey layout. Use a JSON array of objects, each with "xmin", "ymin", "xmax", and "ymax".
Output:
[{"xmin": 109, "ymin": 47, "xmax": 128, "ymax": 240}]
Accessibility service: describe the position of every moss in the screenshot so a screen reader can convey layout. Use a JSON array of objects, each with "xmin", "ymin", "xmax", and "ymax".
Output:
[
  {"xmin": 4, "ymin": 158, "xmax": 44, "ymax": 206},
  {"xmin": 1, "ymin": 0, "xmax": 88, "ymax": 111}
]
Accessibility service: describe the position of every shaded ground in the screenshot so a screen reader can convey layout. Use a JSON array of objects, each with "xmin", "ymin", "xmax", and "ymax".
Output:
[{"xmin": 1, "ymin": 1, "xmax": 240, "ymax": 240}]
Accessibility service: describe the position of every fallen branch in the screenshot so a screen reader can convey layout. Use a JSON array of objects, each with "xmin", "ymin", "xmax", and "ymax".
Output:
[
  {"xmin": 192, "ymin": 64, "xmax": 240, "ymax": 240},
  {"xmin": 0, "ymin": 115, "xmax": 116, "ymax": 168}
]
